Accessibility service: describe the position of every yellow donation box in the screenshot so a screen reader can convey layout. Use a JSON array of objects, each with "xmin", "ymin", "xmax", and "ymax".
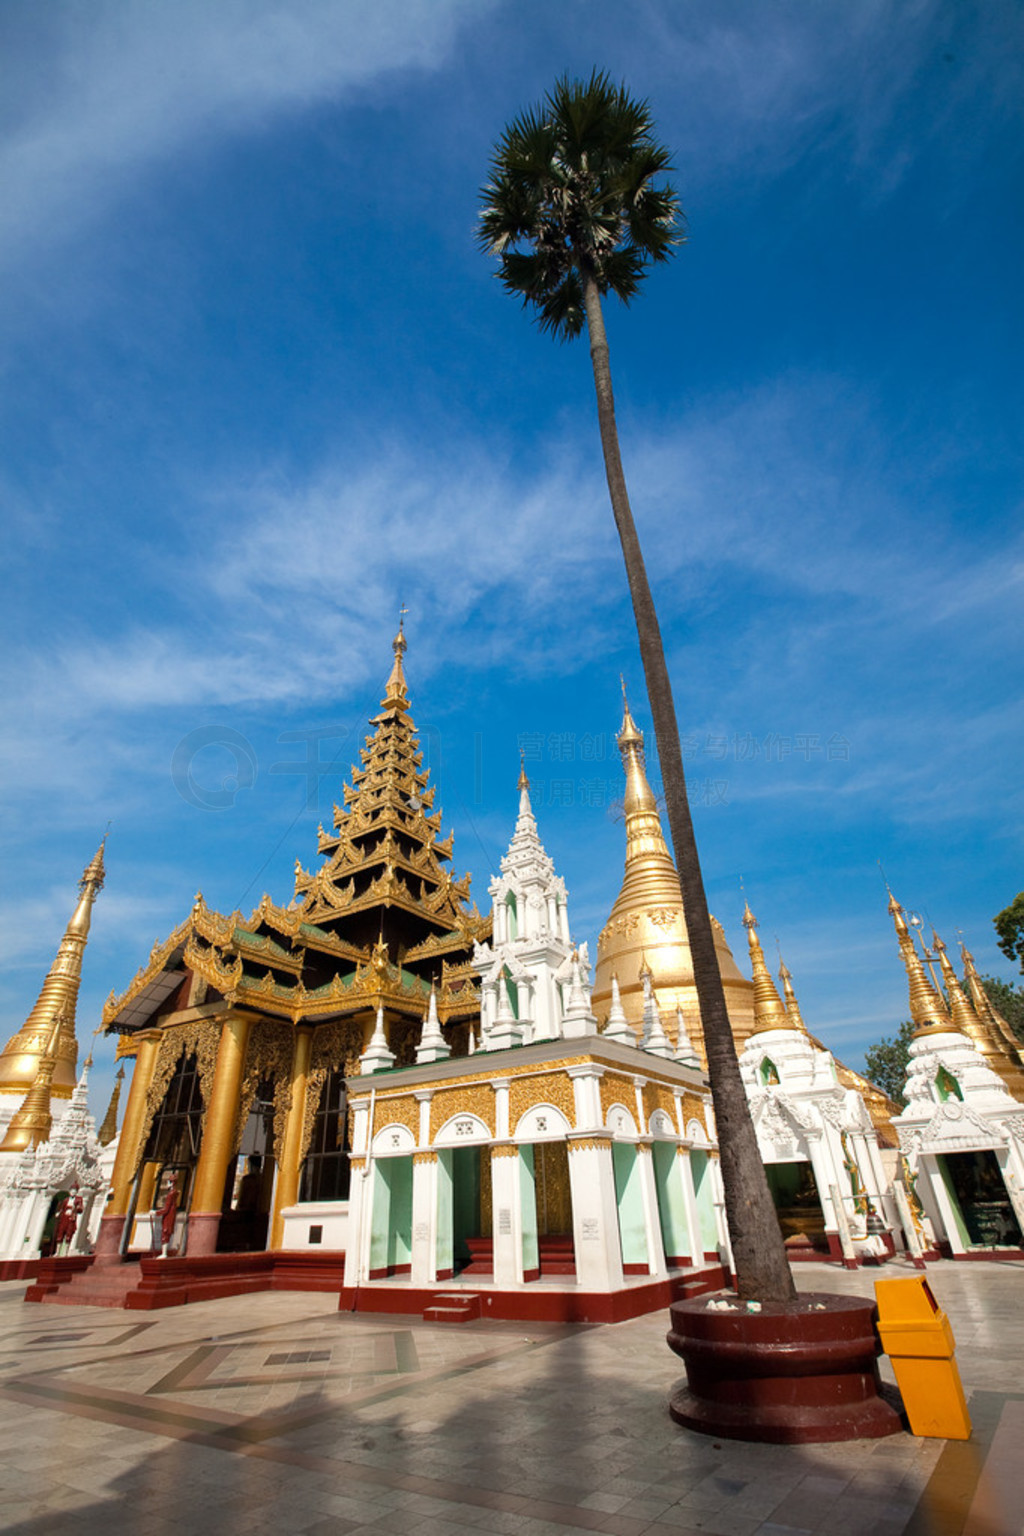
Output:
[{"xmin": 874, "ymin": 1276, "xmax": 971, "ymax": 1440}]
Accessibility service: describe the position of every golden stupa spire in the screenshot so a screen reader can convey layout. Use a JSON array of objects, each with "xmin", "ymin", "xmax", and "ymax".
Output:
[
  {"xmin": 382, "ymin": 608, "xmax": 409, "ymax": 707},
  {"xmin": 777, "ymin": 957, "xmax": 809, "ymax": 1035},
  {"xmin": 935, "ymin": 933, "xmax": 1024, "ymax": 1096},
  {"xmin": 618, "ymin": 682, "xmax": 671, "ymax": 866},
  {"xmin": 960, "ymin": 940, "xmax": 1024, "ymax": 1061},
  {"xmin": 887, "ymin": 892, "xmax": 954, "ymax": 1036},
  {"xmin": 0, "ymin": 838, "xmax": 106, "ymax": 1103},
  {"xmin": 742, "ymin": 904, "xmax": 791, "ymax": 1033},
  {"xmin": 0, "ymin": 1012, "xmax": 64, "ymax": 1154},
  {"xmin": 98, "ymin": 1061, "xmax": 125, "ymax": 1147}
]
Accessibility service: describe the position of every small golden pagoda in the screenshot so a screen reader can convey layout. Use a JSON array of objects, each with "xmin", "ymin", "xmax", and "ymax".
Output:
[
  {"xmin": 592, "ymin": 693, "xmax": 755, "ymax": 1056},
  {"xmin": 593, "ymin": 699, "xmax": 898, "ymax": 1142},
  {"xmin": 0, "ymin": 839, "xmax": 105, "ymax": 1105},
  {"xmin": 98, "ymin": 625, "xmax": 492, "ymax": 1257}
]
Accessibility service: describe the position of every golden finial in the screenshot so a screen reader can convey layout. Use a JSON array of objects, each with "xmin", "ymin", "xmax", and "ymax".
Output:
[
  {"xmin": 743, "ymin": 905, "xmax": 790, "ymax": 1033},
  {"xmin": 517, "ymin": 749, "xmax": 529, "ymax": 793},
  {"xmin": 614, "ymin": 687, "xmax": 668, "ymax": 865},
  {"xmin": 98, "ymin": 1062, "xmax": 125, "ymax": 1147},
  {"xmin": 887, "ymin": 891, "xmax": 952, "ymax": 1036},
  {"xmin": 777, "ymin": 957, "xmax": 808, "ymax": 1034},
  {"xmin": 617, "ymin": 677, "xmax": 644, "ymax": 751},
  {"xmin": 938, "ymin": 931, "xmax": 1024, "ymax": 1091},
  {"xmin": 383, "ymin": 610, "xmax": 409, "ymax": 705}
]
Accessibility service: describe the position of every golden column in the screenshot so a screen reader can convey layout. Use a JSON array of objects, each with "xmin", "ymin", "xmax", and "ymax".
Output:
[
  {"xmin": 187, "ymin": 1013, "xmax": 253, "ymax": 1255},
  {"xmin": 94, "ymin": 1029, "xmax": 163, "ymax": 1261},
  {"xmin": 269, "ymin": 1026, "xmax": 314, "ymax": 1251}
]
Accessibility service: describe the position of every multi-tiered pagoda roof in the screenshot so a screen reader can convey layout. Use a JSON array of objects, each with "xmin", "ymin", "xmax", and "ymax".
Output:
[{"xmin": 103, "ymin": 627, "xmax": 490, "ymax": 1060}]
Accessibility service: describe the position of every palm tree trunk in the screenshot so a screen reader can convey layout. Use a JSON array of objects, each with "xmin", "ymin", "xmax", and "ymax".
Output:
[{"xmin": 580, "ymin": 271, "xmax": 795, "ymax": 1302}]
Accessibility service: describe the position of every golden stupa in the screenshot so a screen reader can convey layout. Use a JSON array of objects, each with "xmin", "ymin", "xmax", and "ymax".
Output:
[
  {"xmin": 591, "ymin": 695, "xmax": 755, "ymax": 1057},
  {"xmin": 0, "ymin": 839, "xmax": 105, "ymax": 1103}
]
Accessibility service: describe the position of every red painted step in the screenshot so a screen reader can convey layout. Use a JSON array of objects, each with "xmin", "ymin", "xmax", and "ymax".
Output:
[
  {"xmin": 423, "ymin": 1292, "xmax": 482, "ymax": 1323},
  {"xmin": 539, "ymin": 1235, "xmax": 576, "ymax": 1276}
]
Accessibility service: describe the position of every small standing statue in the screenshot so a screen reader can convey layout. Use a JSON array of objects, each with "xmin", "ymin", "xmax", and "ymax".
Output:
[
  {"xmin": 54, "ymin": 1185, "xmax": 83, "ymax": 1256},
  {"xmin": 155, "ymin": 1173, "xmax": 179, "ymax": 1258}
]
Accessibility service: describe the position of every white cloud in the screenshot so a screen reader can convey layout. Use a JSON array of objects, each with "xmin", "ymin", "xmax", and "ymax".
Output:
[{"xmin": 0, "ymin": 0, "xmax": 491, "ymax": 270}]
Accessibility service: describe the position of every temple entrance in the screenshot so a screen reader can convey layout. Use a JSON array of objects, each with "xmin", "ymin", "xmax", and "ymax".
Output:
[
  {"xmin": 765, "ymin": 1161, "xmax": 830, "ymax": 1254},
  {"xmin": 218, "ymin": 1078, "xmax": 277, "ymax": 1253},
  {"xmin": 533, "ymin": 1141, "xmax": 571, "ymax": 1235},
  {"xmin": 452, "ymin": 1146, "xmax": 492, "ymax": 1274},
  {"xmin": 369, "ymin": 1157, "xmax": 413, "ymax": 1277},
  {"xmin": 128, "ymin": 1052, "xmax": 203, "ymax": 1253},
  {"xmin": 938, "ymin": 1150, "xmax": 1023, "ymax": 1248}
]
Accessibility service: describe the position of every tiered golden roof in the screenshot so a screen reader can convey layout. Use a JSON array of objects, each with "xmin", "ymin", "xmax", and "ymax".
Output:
[
  {"xmin": 592, "ymin": 692, "xmax": 754, "ymax": 1060},
  {"xmin": 961, "ymin": 941, "xmax": 1024, "ymax": 1065},
  {"xmin": 103, "ymin": 628, "xmax": 490, "ymax": 1058},
  {"xmin": 0, "ymin": 839, "xmax": 106, "ymax": 1102}
]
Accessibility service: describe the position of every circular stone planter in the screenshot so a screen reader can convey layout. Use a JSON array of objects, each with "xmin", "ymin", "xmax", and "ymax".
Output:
[{"xmin": 666, "ymin": 1292, "xmax": 902, "ymax": 1443}]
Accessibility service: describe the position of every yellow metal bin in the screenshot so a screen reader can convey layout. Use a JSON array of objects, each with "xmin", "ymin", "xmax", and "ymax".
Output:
[{"xmin": 874, "ymin": 1276, "xmax": 971, "ymax": 1439}]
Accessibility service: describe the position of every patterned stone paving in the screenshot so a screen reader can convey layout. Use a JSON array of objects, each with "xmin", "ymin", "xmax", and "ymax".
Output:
[{"xmin": 0, "ymin": 1258, "xmax": 1021, "ymax": 1535}]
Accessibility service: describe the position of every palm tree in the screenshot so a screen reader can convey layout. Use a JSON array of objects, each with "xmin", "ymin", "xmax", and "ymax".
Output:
[{"xmin": 479, "ymin": 71, "xmax": 794, "ymax": 1301}]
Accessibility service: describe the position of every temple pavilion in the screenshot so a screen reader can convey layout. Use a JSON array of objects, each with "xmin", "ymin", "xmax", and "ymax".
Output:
[{"xmin": 92, "ymin": 624, "xmax": 492, "ymax": 1266}]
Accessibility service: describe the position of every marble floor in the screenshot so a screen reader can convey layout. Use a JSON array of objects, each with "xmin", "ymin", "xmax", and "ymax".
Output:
[{"xmin": 0, "ymin": 1258, "xmax": 1020, "ymax": 1536}]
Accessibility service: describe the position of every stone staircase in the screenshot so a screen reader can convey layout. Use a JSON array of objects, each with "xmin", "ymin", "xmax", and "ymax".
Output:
[
  {"xmin": 422, "ymin": 1292, "xmax": 482, "ymax": 1323},
  {"xmin": 539, "ymin": 1235, "xmax": 576, "ymax": 1276}
]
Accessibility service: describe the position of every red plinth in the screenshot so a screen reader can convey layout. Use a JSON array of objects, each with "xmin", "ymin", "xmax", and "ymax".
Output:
[
  {"xmin": 184, "ymin": 1213, "xmax": 221, "ymax": 1256},
  {"xmin": 666, "ymin": 1291, "xmax": 903, "ymax": 1443},
  {"xmin": 92, "ymin": 1213, "xmax": 127, "ymax": 1264}
]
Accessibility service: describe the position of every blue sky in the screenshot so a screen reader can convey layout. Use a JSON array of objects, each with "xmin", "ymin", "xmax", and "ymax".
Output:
[{"xmin": 2, "ymin": 0, "xmax": 1022, "ymax": 1117}]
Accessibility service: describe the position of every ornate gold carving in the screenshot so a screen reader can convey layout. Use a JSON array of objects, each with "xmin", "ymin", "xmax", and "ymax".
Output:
[
  {"xmin": 568, "ymin": 1136, "xmax": 613, "ymax": 1152},
  {"xmin": 599, "ymin": 1073, "xmax": 638, "ymax": 1120},
  {"xmin": 509, "ymin": 1071, "xmax": 576, "ymax": 1131},
  {"xmin": 135, "ymin": 1018, "xmax": 222, "ymax": 1175},
  {"xmin": 490, "ymin": 1143, "xmax": 521, "ymax": 1159},
  {"xmin": 299, "ymin": 1019, "xmax": 366, "ymax": 1163},
  {"xmin": 371, "ymin": 1096, "xmax": 418, "ymax": 1137},
  {"xmin": 233, "ymin": 1018, "xmax": 295, "ymax": 1159},
  {"xmin": 413, "ymin": 1150, "xmax": 437, "ymax": 1165},
  {"xmin": 429, "ymin": 1083, "xmax": 495, "ymax": 1138}
]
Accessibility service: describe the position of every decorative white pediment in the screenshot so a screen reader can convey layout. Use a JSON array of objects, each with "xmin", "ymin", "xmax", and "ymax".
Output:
[
  {"xmin": 372, "ymin": 1122, "xmax": 416, "ymax": 1155},
  {"xmin": 434, "ymin": 1113, "xmax": 491, "ymax": 1147},
  {"xmin": 918, "ymin": 1099, "xmax": 1006, "ymax": 1154},
  {"xmin": 649, "ymin": 1108, "xmax": 676, "ymax": 1139},
  {"xmin": 605, "ymin": 1102, "xmax": 638, "ymax": 1138},
  {"xmin": 515, "ymin": 1103, "xmax": 572, "ymax": 1141},
  {"xmin": 687, "ymin": 1117, "xmax": 709, "ymax": 1146}
]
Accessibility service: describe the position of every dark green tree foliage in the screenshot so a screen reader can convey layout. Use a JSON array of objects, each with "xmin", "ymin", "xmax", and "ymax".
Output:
[
  {"xmin": 863, "ymin": 1021, "xmax": 915, "ymax": 1108},
  {"xmin": 479, "ymin": 73, "xmax": 796, "ymax": 1302},
  {"xmin": 994, "ymin": 892, "xmax": 1024, "ymax": 973}
]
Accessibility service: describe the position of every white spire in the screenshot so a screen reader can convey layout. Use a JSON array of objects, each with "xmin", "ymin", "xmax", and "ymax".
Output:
[
  {"xmin": 415, "ymin": 987, "xmax": 450, "ymax": 1065},
  {"xmin": 360, "ymin": 1006, "xmax": 396, "ymax": 1075},
  {"xmin": 602, "ymin": 974, "xmax": 634, "ymax": 1043},
  {"xmin": 641, "ymin": 969, "xmax": 672, "ymax": 1059},
  {"xmin": 674, "ymin": 1006, "xmax": 702, "ymax": 1069},
  {"xmin": 562, "ymin": 950, "xmax": 598, "ymax": 1038},
  {"xmin": 490, "ymin": 973, "xmax": 523, "ymax": 1049}
]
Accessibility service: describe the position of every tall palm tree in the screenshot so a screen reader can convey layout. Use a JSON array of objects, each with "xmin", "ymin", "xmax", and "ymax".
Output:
[{"xmin": 479, "ymin": 71, "xmax": 794, "ymax": 1301}]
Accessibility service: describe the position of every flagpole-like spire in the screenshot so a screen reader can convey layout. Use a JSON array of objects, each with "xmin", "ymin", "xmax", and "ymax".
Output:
[
  {"xmin": 0, "ymin": 839, "xmax": 106, "ymax": 1103},
  {"xmin": 887, "ymin": 892, "xmax": 954, "ymax": 1035},
  {"xmin": 742, "ymin": 904, "xmax": 791, "ymax": 1033}
]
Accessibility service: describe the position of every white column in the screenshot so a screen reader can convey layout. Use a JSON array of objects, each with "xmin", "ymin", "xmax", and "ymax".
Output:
[
  {"xmin": 567, "ymin": 1133, "xmax": 623, "ymax": 1291},
  {"xmin": 919, "ymin": 1153, "xmax": 963, "ymax": 1254},
  {"xmin": 490, "ymin": 1145, "xmax": 524, "ymax": 1285},
  {"xmin": 634, "ymin": 1140, "xmax": 668, "ymax": 1279},
  {"xmin": 414, "ymin": 1089, "xmax": 433, "ymax": 1146},
  {"xmin": 410, "ymin": 1152, "xmax": 439, "ymax": 1286},
  {"xmin": 632, "ymin": 1075, "xmax": 648, "ymax": 1135},
  {"xmin": 568, "ymin": 1065, "xmax": 601, "ymax": 1130}
]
